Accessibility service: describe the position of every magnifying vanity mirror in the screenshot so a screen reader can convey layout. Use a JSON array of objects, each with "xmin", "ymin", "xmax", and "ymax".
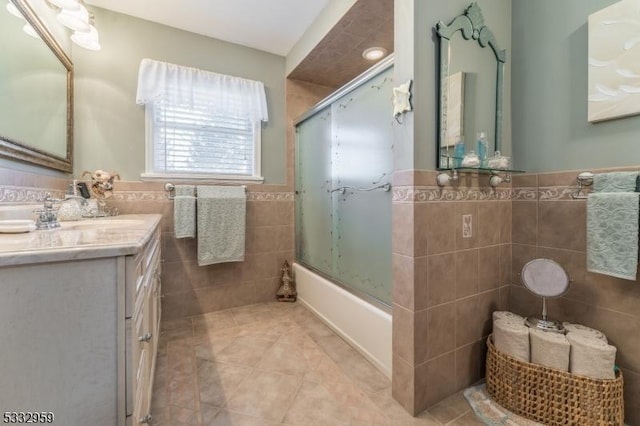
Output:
[
  {"xmin": 435, "ymin": 2, "xmax": 506, "ymax": 170},
  {"xmin": 521, "ymin": 258, "xmax": 570, "ymax": 333},
  {"xmin": 0, "ymin": 0, "xmax": 73, "ymax": 172}
]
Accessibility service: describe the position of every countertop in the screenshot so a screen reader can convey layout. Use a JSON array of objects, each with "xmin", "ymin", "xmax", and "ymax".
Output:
[{"xmin": 0, "ymin": 214, "xmax": 162, "ymax": 267}]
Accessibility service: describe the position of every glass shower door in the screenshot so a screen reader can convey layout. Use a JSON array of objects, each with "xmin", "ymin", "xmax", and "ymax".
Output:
[{"xmin": 295, "ymin": 64, "xmax": 394, "ymax": 306}]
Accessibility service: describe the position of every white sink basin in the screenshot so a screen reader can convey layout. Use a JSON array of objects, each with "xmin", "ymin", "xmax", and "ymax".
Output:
[
  {"xmin": 0, "ymin": 219, "xmax": 36, "ymax": 233},
  {"xmin": 61, "ymin": 219, "xmax": 147, "ymax": 230}
]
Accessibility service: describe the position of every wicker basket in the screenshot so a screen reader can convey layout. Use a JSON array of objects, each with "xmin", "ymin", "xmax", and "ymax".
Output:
[{"xmin": 486, "ymin": 335, "xmax": 624, "ymax": 426}]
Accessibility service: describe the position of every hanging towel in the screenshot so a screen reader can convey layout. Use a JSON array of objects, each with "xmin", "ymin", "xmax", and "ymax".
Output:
[
  {"xmin": 566, "ymin": 332, "xmax": 617, "ymax": 380},
  {"xmin": 196, "ymin": 185, "xmax": 246, "ymax": 266},
  {"xmin": 562, "ymin": 322, "xmax": 608, "ymax": 343},
  {"xmin": 529, "ymin": 328, "xmax": 570, "ymax": 372},
  {"xmin": 174, "ymin": 185, "xmax": 196, "ymax": 238},
  {"xmin": 493, "ymin": 317, "xmax": 530, "ymax": 362},
  {"xmin": 593, "ymin": 171, "xmax": 639, "ymax": 192},
  {"xmin": 587, "ymin": 193, "xmax": 639, "ymax": 280}
]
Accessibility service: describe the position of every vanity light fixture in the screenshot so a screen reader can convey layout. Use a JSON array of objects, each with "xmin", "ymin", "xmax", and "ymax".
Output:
[{"xmin": 362, "ymin": 47, "xmax": 387, "ymax": 61}]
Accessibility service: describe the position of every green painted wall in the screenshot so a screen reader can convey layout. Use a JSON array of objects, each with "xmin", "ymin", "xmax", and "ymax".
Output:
[
  {"xmin": 512, "ymin": 0, "xmax": 640, "ymax": 173},
  {"xmin": 73, "ymin": 7, "xmax": 286, "ymax": 183}
]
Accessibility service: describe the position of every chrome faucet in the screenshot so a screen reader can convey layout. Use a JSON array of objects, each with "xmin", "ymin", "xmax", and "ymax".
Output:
[{"xmin": 34, "ymin": 193, "xmax": 61, "ymax": 230}]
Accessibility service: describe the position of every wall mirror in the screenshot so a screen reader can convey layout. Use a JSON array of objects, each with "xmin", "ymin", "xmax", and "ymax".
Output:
[
  {"xmin": 435, "ymin": 2, "xmax": 506, "ymax": 169},
  {"xmin": 0, "ymin": 0, "xmax": 73, "ymax": 173}
]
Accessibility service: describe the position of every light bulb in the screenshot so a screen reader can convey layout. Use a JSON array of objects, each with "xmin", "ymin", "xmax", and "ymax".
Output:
[
  {"xmin": 56, "ymin": 4, "xmax": 89, "ymax": 32},
  {"xmin": 48, "ymin": 0, "xmax": 80, "ymax": 11},
  {"xmin": 362, "ymin": 47, "xmax": 387, "ymax": 61},
  {"xmin": 71, "ymin": 25, "xmax": 100, "ymax": 50},
  {"xmin": 23, "ymin": 23, "xmax": 41, "ymax": 39},
  {"xmin": 6, "ymin": 1, "xmax": 24, "ymax": 19}
]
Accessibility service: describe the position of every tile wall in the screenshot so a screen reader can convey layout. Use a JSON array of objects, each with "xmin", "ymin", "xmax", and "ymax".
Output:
[
  {"xmin": 108, "ymin": 182, "xmax": 295, "ymax": 321},
  {"xmin": 391, "ymin": 170, "xmax": 511, "ymax": 415},
  {"xmin": 510, "ymin": 169, "xmax": 640, "ymax": 425}
]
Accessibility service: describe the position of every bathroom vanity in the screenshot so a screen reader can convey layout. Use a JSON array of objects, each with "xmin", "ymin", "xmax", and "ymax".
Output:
[{"xmin": 0, "ymin": 214, "xmax": 162, "ymax": 426}]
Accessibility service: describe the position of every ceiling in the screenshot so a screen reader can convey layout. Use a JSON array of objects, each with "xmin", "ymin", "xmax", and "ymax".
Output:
[
  {"xmin": 85, "ymin": 0, "xmax": 330, "ymax": 56},
  {"xmin": 288, "ymin": 0, "xmax": 393, "ymax": 88},
  {"xmin": 85, "ymin": 0, "xmax": 394, "ymax": 88}
]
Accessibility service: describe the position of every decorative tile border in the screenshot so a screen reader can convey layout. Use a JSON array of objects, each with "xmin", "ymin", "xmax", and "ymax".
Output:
[
  {"xmin": 110, "ymin": 190, "xmax": 295, "ymax": 202},
  {"xmin": 0, "ymin": 186, "xmax": 65, "ymax": 204},
  {"xmin": 0, "ymin": 184, "xmax": 295, "ymax": 204},
  {"xmin": 392, "ymin": 186, "xmax": 512, "ymax": 203},
  {"xmin": 248, "ymin": 192, "xmax": 294, "ymax": 202},
  {"xmin": 538, "ymin": 186, "xmax": 580, "ymax": 201},
  {"xmin": 511, "ymin": 187, "xmax": 538, "ymax": 201}
]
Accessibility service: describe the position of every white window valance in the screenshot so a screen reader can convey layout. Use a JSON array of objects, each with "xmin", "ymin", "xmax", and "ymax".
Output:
[{"xmin": 135, "ymin": 58, "xmax": 269, "ymax": 122}]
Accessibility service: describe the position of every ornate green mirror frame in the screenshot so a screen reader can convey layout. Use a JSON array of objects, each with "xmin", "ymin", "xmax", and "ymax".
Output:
[{"xmin": 435, "ymin": 2, "xmax": 506, "ymax": 169}]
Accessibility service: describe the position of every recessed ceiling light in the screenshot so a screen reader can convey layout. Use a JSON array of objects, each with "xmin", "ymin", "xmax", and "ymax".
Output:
[{"xmin": 362, "ymin": 47, "xmax": 387, "ymax": 61}]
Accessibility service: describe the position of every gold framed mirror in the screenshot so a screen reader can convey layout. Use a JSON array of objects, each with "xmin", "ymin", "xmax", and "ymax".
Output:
[{"xmin": 0, "ymin": 0, "xmax": 73, "ymax": 173}]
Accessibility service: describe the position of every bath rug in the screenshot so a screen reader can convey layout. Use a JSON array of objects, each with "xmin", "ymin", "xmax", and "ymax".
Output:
[{"xmin": 463, "ymin": 384, "xmax": 543, "ymax": 426}]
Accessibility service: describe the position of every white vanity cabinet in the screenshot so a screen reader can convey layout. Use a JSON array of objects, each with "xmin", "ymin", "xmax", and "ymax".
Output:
[{"xmin": 0, "ymin": 214, "xmax": 162, "ymax": 426}]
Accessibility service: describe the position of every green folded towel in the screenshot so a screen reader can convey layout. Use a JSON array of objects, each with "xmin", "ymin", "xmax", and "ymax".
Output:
[
  {"xmin": 196, "ymin": 185, "xmax": 246, "ymax": 266},
  {"xmin": 587, "ymin": 172, "xmax": 639, "ymax": 280},
  {"xmin": 174, "ymin": 185, "xmax": 196, "ymax": 239},
  {"xmin": 593, "ymin": 171, "xmax": 638, "ymax": 192}
]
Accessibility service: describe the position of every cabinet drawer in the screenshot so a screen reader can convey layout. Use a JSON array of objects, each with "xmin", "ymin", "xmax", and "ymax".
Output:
[{"xmin": 125, "ymin": 230, "xmax": 160, "ymax": 318}]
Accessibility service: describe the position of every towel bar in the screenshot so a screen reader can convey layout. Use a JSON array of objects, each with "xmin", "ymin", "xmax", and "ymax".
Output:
[
  {"xmin": 571, "ymin": 172, "xmax": 594, "ymax": 199},
  {"xmin": 164, "ymin": 182, "xmax": 246, "ymax": 200}
]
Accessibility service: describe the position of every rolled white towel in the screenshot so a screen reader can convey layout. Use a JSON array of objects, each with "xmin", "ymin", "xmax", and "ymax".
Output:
[
  {"xmin": 529, "ymin": 328, "xmax": 570, "ymax": 372},
  {"xmin": 493, "ymin": 311, "xmax": 526, "ymax": 325},
  {"xmin": 562, "ymin": 322, "xmax": 607, "ymax": 342},
  {"xmin": 493, "ymin": 317, "xmax": 530, "ymax": 362},
  {"xmin": 566, "ymin": 332, "xmax": 617, "ymax": 379}
]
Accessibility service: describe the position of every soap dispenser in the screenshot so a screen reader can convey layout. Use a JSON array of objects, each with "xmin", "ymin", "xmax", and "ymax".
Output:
[{"xmin": 57, "ymin": 180, "xmax": 85, "ymax": 221}]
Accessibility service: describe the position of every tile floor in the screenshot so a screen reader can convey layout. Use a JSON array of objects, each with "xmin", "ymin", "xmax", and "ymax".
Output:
[{"xmin": 151, "ymin": 302, "xmax": 484, "ymax": 425}]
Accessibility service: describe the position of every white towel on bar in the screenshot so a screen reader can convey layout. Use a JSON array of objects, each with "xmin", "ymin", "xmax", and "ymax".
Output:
[
  {"xmin": 529, "ymin": 328, "xmax": 570, "ymax": 372},
  {"xmin": 174, "ymin": 185, "xmax": 196, "ymax": 239},
  {"xmin": 196, "ymin": 185, "xmax": 246, "ymax": 266},
  {"xmin": 566, "ymin": 332, "xmax": 617, "ymax": 380},
  {"xmin": 493, "ymin": 317, "xmax": 530, "ymax": 362}
]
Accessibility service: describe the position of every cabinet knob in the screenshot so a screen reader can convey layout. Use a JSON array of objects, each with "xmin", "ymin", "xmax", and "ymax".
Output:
[
  {"xmin": 138, "ymin": 332, "xmax": 152, "ymax": 342},
  {"xmin": 139, "ymin": 413, "xmax": 152, "ymax": 423}
]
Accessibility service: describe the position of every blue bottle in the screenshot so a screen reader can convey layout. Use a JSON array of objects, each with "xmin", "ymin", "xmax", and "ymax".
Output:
[
  {"xmin": 453, "ymin": 137, "xmax": 465, "ymax": 168},
  {"xmin": 476, "ymin": 131, "xmax": 487, "ymax": 167}
]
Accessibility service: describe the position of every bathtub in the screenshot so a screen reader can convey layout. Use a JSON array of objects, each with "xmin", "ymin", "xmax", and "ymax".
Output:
[{"xmin": 292, "ymin": 262, "xmax": 392, "ymax": 378}]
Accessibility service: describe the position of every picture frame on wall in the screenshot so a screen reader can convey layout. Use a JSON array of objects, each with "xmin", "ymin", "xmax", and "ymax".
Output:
[{"xmin": 587, "ymin": 0, "xmax": 640, "ymax": 123}]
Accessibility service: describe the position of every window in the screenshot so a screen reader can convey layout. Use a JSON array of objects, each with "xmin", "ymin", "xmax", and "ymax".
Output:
[{"xmin": 136, "ymin": 58, "xmax": 268, "ymax": 181}]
